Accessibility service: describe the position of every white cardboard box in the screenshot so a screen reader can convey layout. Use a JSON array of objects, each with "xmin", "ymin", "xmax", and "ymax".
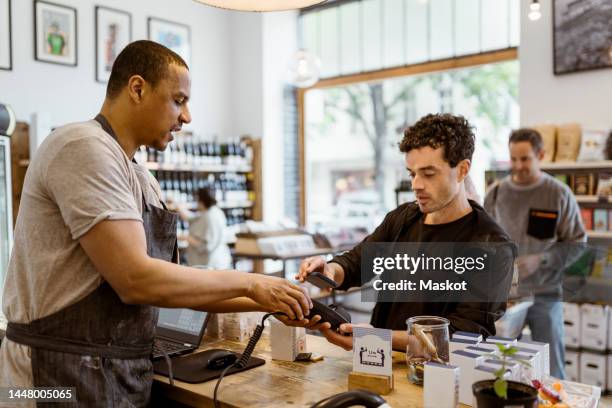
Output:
[
  {"xmin": 486, "ymin": 335, "xmax": 516, "ymax": 346},
  {"xmin": 565, "ymin": 350, "xmax": 580, "ymax": 383},
  {"xmin": 580, "ymin": 352, "xmax": 606, "ymax": 389},
  {"xmin": 516, "ymin": 339, "xmax": 550, "ymax": 377},
  {"xmin": 270, "ymin": 319, "xmax": 306, "ymax": 361},
  {"xmin": 515, "ymin": 346, "xmax": 542, "ymax": 381},
  {"xmin": 608, "ymin": 309, "xmax": 612, "ymax": 350},
  {"xmin": 481, "ymin": 358, "xmax": 520, "ymax": 382},
  {"xmin": 450, "ymin": 350, "xmax": 483, "ymax": 406},
  {"xmin": 580, "ymin": 304, "xmax": 609, "ymax": 351},
  {"xmin": 464, "ymin": 346, "xmax": 495, "ymax": 356},
  {"xmin": 607, "ymin": 354, "xmax": 612, "ymax": 392},
  {"xmin": 424, "ymin": 362, "xmax": 459, "ymax": 408},
  {"xmin": 452, "ymin": 331, "xmax": 483, "ymax": 343},
  {"xmin": 450, "ymin": 338, "xmax": 478, "ymax": 355},
  {"xmin": 563, "ymin": 302, "xmax": 581, "ymax": 348}
]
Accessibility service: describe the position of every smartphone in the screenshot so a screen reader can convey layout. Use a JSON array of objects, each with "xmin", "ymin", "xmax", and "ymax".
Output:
[{"xmin": 306, "ymin": 272, "xmax": 338, "ymax": 289}]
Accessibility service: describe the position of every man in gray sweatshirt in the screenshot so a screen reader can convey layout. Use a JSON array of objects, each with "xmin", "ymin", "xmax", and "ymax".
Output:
[{"xmin": 484, "ymin": 128, "xmax": 586, "ymax": 379}]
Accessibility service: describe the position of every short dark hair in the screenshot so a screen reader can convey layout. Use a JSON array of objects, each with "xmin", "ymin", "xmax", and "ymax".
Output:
[
  {"xmin": 399, "ymin": 113, "xmax": 475, "ymax": 167},
  {"xmin": 197, "ymin": 188, "xmax": 217, "ymax": 209},
  {"xmin": 508, "ymin": 128, "xmax": 543, "ymax": 153},
  {"xmin": 106, "ymin": 40, "xmax": 188, "ymax": 99}
]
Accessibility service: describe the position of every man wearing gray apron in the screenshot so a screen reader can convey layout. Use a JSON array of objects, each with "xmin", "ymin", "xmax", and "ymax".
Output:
[{"xmin": 0, "ymin": 41, "xmax": 311, "ymax": 407}]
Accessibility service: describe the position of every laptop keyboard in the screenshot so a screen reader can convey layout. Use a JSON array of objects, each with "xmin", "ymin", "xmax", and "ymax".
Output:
[{"xmin": 152, "ymin": 338, "xmax": 192, "ymax": 359}]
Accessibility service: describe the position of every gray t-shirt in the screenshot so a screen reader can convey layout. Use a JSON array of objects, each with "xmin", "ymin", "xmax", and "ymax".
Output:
[
  {"xmin": 484, "ymin": 173, "xmax": 586, "ymax": 249},
  {"xmin": 484, "ymin": 173, "xmax": 586, "ymax": 296},
  {"xmin": 0, "ymin": 120, "xmax": 163, "ymax": 391}
]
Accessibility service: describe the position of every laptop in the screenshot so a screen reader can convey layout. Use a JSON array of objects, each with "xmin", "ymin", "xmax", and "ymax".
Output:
[{"xmin": 151, "ymin": 308, "xmax": 209, "ymax": 361}]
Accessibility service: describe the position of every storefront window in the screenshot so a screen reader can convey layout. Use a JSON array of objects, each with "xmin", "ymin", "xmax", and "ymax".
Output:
[{"xmin": 304, "ymin": 60, "xmax": 519, "ymax": 231}]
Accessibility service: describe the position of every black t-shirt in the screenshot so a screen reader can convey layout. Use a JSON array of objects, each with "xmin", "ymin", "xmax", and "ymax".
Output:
[
  {"xmin": 404, "ymin": 210, "xmax": 477, "ymax": 242},
  {"xmin": 371, "ymin": 210, "xmax": 480, "ymax": 338},
  {"xmin": 331, "ymin": 200, "xmax": 513, "ymax": 339}
]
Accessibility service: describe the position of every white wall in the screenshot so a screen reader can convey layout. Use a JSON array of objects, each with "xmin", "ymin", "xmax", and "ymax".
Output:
[
  {"xmin": 261, "ymin": 11, "xmax": 298, "ymax": 224},
  {"xmin": 228, "ymin": 11, "xmax": 298, "ymax": 224},
  {"xmin": 0, "ymin": 0, "xmax": 233, "ymax": 138},
  {"xmin": 519, "ymin": 0, "xmax": 612, "ymax": 128},
  {"xmin": 228, "ymin": 12, "xmax": 264, "ymax": 138}
]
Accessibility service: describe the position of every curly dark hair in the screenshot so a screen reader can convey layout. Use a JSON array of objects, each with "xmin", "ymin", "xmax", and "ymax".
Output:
[{"xmin": 399, "ymin": 113, "xmax": 475, "ymax": 167}]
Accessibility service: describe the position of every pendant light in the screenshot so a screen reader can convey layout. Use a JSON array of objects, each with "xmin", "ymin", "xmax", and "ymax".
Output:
[
  {"xmin": 287, "ymin": 50, "xmax": 321, "ymax": 88},
  {"xmin": 528, "ymin": 0, "xmax": 541, "ymax": 21},
  {"xmin": 192, "ymin": 0, "xmax": 327, "ymax": 12}
]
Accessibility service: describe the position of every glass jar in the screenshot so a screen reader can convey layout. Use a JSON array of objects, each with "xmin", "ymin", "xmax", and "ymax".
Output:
[{"xmin": 405, "ymin": 316, "xmax": 450, "ymax": 384}]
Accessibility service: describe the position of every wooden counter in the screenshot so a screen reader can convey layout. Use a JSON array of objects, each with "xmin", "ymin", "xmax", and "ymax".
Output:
[{"xmin": 153, "ymin": 334, "xmax": 468, "ymax": 407}]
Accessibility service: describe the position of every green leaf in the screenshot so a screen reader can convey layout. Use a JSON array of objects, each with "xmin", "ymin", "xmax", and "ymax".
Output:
[
  {"xmin": 494, "ymin": 378, "xmax": 508, "ymax": 399},
  {"xmin": 495, "ymin": 343, "xmax": 506, "ymax": 352},
  {"xmin": 494, "ymin": 368, "xmax": 505, "ymax": 378},
  {"xmin": 505, "ymin": 347, "xmax": 519, "ymax": 356}
]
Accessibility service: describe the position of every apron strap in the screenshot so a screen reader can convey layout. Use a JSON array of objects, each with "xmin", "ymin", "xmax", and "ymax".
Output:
[{"xmin": 6, "ymin": 322, "xmax": 152, "ymax": 359}]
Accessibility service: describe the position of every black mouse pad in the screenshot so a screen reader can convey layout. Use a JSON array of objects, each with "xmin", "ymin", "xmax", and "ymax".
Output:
[{"xmin": 153, "ymin": 350, "xmax": 265, "ymax": 384}]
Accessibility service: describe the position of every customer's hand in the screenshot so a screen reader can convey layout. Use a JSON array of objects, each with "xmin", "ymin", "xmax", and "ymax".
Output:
[
  {"xmin": 320, "ymin": 323, "xmax": 373, "ymax": 351},
  {"xmin": 247, "ymin": 274, "xmax": 312, "ymax": 320},
  {"xmin": 295, "ymin": 257, "xmax": 337, "ymax": 293},
  {"xmin": 275, "ymin": 314, "xmax": 331, "ymax": 331},
  {"xmin": 515, "ymin": 254, "xmax": 541, "ymax": 279},
  {"xmin": 405, "ymin": 334, "xmax": 429, "ymax": 358}
]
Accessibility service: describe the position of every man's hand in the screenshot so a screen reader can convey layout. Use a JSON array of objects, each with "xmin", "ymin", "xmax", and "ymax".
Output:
[
  {"xmin": 295, "ymin": 257, "xmax": 338, "ymax": 293},
  {"xmin": 275, "ymin": 314, "xmax": 331, "ymax": 331},
  {"xmin": 247, "ymin": 274, "xmax": 312, "ymax": 320},
  {"xmin": 405, "ymin": 334, "xmax": 430, "ymax": 358},
  {"xmin": 320, "ymin": 323, "xmax": 373, "ymax": 351},
  {"xmin": 515, "ymin": 254, "xmax": 541, "ymax": 279}
]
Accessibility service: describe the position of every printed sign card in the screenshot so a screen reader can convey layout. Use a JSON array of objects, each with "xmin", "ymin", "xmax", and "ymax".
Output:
[{"xmin": 352, "ymin": 327, "xmax": 392, "ymax": 377}]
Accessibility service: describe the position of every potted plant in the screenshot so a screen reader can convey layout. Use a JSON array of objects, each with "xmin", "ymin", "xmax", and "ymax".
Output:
[{"xmin": 472, "ymin": 343, "xmax": 538, "ymax": 408}]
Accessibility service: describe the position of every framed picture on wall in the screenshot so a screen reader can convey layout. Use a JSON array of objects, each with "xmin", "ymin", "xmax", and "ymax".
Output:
[
  {"xmin": 95, "ymin": 6, "xmax": 131, "ymax": 83},
  {"xmin": 0, "ymin": 0, "xmax": 12, "ymax": 70},
  {"xmin": 147, "ymin": 17, "xmax": 191, "ymax": 67},
  {"xmin": 34, "ymin": 0, "xmax": 77, "ymax": 66},
  {"xmin": 553, "ymin": 0, "xmax": 612, "ymax": 75}
]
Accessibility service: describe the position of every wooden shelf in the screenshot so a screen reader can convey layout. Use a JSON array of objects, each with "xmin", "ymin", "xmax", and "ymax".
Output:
[
  {"xmin": 144, "ymin": 162, "xmax": 252, "ymax": 173},
  {"xmin": 188, "ymin": 201, "xmax": 253, "ymax": 211},
  {"xmin": 576, "ymin": 195, "xmax": 607, "ymax": 203},
  {"xmin": 586, "ymin": 230, "xmax": 612, "ymax": 240},
  {"xmin": 575, "ymin": 196, "xmax": 612, "ymax": 208},
  {"xmin": 219, "ymin": 201, "xmax": 253, "ymax": 209},
  {"xmin": 540, "ymin": 161, "xmax": 612, "ymax": 171}
]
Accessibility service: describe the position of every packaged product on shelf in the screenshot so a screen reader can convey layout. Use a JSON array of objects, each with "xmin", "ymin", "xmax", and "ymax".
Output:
[
  {"xmin": 580, "ymin": 208, "xmax": 593, "ymax": 230},
  {"xmin": 572, "ymin": 174, "xmax": 594, "ymax": 195},
  {"xmin": 579, "ymin": 352, "xmax": 606, "ymax": 389},
  {"xmin": 577, "ymin": 129, "xmax": 607, "ymax": 162},
  {"xmin": 596, "ymin": 173, "xmax": 612, "ymax": 196},
  {"xmin": 579, "ymin": 304, "xmax": 608, "ymax": 351},
  {"xmin": 593, "ymin": 209, "xmax": 608, "ymax": 231},
  {"xmin": 534, "ymin": 124, "xmax": 557, "ymax": 162},
  {"xmin": 555, "ymin": 123, "xmax": 582, "ymax": 162},
  {"xmin": 564, "ymin": 350, "xmax": 580, "ymax": 382}
]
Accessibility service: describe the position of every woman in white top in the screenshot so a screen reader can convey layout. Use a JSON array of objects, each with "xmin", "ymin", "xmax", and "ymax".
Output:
[{"xmin": 178, "ymin": 188, "xmax": 232, "ymax": 269}]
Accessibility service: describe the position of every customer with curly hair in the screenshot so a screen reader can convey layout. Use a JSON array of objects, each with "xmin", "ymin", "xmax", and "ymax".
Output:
[{"xmin": 286, "ymin": 113, "xmax": 515, "ymax": 352}]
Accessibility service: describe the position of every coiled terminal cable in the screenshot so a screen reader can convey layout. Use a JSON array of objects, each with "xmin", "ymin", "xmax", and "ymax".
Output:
[{"xmin": 213, "ymin": 312, "xmax": 282, "ymax": 408}]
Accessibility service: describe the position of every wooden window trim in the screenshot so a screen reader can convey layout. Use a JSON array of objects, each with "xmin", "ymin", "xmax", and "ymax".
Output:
[{"xmin": 297, "ymin": 48, "xmax": 518, "ymax": 225}]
